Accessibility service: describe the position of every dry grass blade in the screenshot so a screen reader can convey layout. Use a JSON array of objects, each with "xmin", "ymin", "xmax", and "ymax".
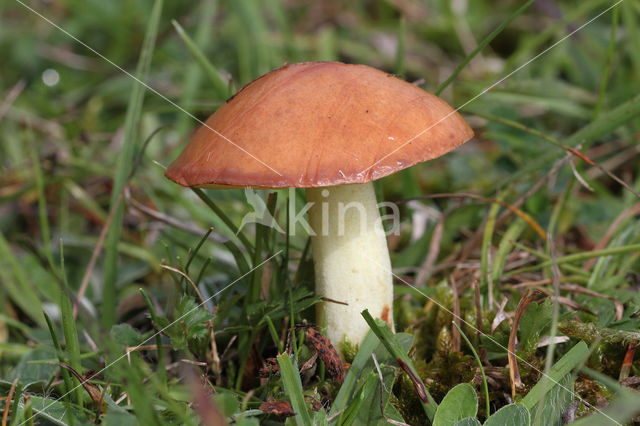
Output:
[
  {"xmin": 299, "ymin": 352, "xmax": 318, "ymax": 373},
  {"xmin": 508, "ymin": 289, "xmax": 544, "ymax": 398},
  {"xmin": 397, "ymin": 358, "xmax": 429, "ymax": 404},
  {"xmin": 405, "ymin": 193, "xmax": 547, "ymax": 240},
  {"xmin": 46, "ymin": 362, "xmax": 105, "ymax": 411},
  {"xmin": 558, "ymin": 284, "xmax": 623, "ymax": 321},
  {"xmin": 160, "ymin": 264, "xmax": 205, "ymax": 305},
  {"xmin": 415, "ymin": 212, "xmax": 446, "ymax": 287},
  {"xmin": 619, "ymin": 342, "xmax": 637, "ymax": 381},
  {"xmin": 471, "ymin": 110, "xmax": 640, "ymax": 199},
  {"xmin": 74, "ymin": 127, "xmax": 167, "ymax": 318},
  {"xmin": 0, "ymin": 80, "xmax": 25, "ymax": 120},
  {"xmin": 126, "ymin": 344, "xmax": 173, "ymax": 352},
  {"xmin": 372, "ymin": 354, "xmax": 410, "ymax": 426},
  {"xmin": 491, "ymin": 297, "xmax": 509, "ymax": 333},
  {"xmin": 127, "ymin": 190, "xmax": 225, "ymax": 242},
  {"xmin": 461, "ymin": 153, "xmax": 572, "ymax": 261},
  {"xmin": 1, "ymin": 378, "xmax": 18, "ymax": 426},
  {"xmin": 511, "ymin": 282, "xmax": 622, "ymax": 320}
]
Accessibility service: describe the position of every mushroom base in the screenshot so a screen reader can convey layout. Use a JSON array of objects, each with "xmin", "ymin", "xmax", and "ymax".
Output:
[{"xmin": 307, "ymin": 182, "xmax": 394, "ymax": 350}]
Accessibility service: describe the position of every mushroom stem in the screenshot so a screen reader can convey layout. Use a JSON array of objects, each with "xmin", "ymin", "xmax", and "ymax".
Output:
[{"xmin": 307, "ymin": 182, "xmax": 393, "ymax": 349}]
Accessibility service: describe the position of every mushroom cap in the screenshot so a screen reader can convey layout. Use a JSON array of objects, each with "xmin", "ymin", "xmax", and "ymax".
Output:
[{"xmin": 165, "ymin": 61, "xmax": 473, "ymax": 188}]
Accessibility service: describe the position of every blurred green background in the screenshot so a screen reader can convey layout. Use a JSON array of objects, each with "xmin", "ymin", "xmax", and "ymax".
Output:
[{"xmin": 1, "ymin": 0, "xmax": 640, "ymax": 424}]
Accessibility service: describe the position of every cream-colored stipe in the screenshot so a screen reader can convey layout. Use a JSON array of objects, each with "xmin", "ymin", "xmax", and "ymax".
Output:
[{"xmin": 307, "ymin": 182, "xmax": 393, "ymax": 350}]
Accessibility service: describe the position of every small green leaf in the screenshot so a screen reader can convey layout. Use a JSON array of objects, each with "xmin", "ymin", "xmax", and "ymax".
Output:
[
  {"xmin": 11, "ymin": 349, "xmax": 58, "ymax": 387},
  {"xmin": 361, "ymin": 310, "xmax": 436, "ymax": 420},
  {"xmin": 331, "ymin": 331, "xmax": 379, "ymax": 415},
  {"xmin": 484, "ymin": 404, "xmax": 530, "ymax": 426},
  {"xmin": 277, "ymin": 354, "xmax": 312, "ymax": 426},
  {"xmin": 212, "ymin": 392, "xmax": 240, "ymax": 417},
  {"xmin": 530, "ymin": 375, "xmax": 574, "ymax": 426},
  {"xmin": 455, "ymin": 418, "xmax": 482, "ymax": 426},
  {"xmin": 519, "ymin": 299, "xmax": 552, "ymax": 352},
  {"xmin": 110, "ymin": 324, "xmax": 144, "ymax": 347},
  {"xmin": 433, "ymin": 383, "xmax": 478, "ymax": 426},
  {"xmin": 159, "ymin": 296, "xmax": 213, "ymax": 350},
  {"xmin": 19, "ymin": 396, "xmax": 85, "ymax": 425}
]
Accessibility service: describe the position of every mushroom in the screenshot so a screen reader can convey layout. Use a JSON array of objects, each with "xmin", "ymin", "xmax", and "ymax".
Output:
[{"xmin": 165, "ymin": 62, "xmax": 473, "ymax": 349}]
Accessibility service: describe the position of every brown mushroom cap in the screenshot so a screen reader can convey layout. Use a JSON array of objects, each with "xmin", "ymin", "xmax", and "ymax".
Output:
[{"xmin": 165, "ymin": 61, "xmax": 473, "ymax": 188}]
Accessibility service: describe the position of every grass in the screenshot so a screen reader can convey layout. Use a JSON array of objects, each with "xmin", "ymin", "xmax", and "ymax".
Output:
[{"xmin": 1, "ymin": 0, "xmax": 640, "ymax": 425}]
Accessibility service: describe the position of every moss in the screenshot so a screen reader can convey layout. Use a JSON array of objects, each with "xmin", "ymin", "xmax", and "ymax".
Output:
[
  {"xmin": 392, "ymin": 370, "xmax": 429, "ymax": 425},
  {"xmin": 559, "ymin": 320, "xmax": 640, "ymax": 345},
  {"xmin": 339, "ymin": 336, "xmax": 358, "ymax": 364},
  {"xmin": 574, "ymin": 375, "xmax": 612, "ymax": 417}
]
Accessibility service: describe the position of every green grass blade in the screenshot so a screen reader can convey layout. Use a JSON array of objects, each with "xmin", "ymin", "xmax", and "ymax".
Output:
[
  {"xmin": 491, "ymin": 219, "xmax": 526, "ymax": 285},
  {"xmin": 43, "ymin": 313, "xmax": 74, "ymax": 413},
  {"xmin": 172, "ymin": 18, "xmax": 230, "ymax": 100},
  {"xmin": 276, "ymin": 353, "xmax": 313, "ymax": 426},
  {"xmin": 361, "ymin": 310, "xmax": 436, "ymax": 421},
  {"xmin": 192, "ymin": 188, "xmax": 254, "ymax": 253},
  {"xmin": 535, "ymin": 238, "xmax": 563, "ymax": 426},
  {"xmin": 176, "ymin": 0, "xmax": 220, "ymax": 134},
  {"xmin": 505, "ymin": 243, "xmax": 640, "ymax": 276},
  {"xmin": 566, "ymin": 91, "xmax": 640, "ymax": 149},
  {"xmin": 264, "ymin": 315, "xmax": 283, "ymax": 353},
  {"xmin": 339, "ymin": 371, "xmax": 377, "ymax": 426},
  {"xmin": 521, "ymin": 341, "xmax": 589, "ymax": 410},
  {"xmin": 452, "ymin": 322, "xmax": 490, "ymax": 417},
  {"xmin": 330, "ymin": 331, "xmax": 379, "ymax": 416},
  {"xmin": 481, "ymin": 194, "xmax": 501, "ymax": 299},
  {"xmin": 102, "ymin": 0, "xmax": 164, "ymax": 328},
  {"xmin": 265, "ymin": 0, "xmax": 299, "ymax": 61},
  {"xmin": 621, "ymin": 0, "xmax": 640, "ymax": 77},
  {"xmin": 59, "ymin": 241, "xmax": 83, "ymax": 406},
  {"xmin": 140, "ymin": 289, "xmax": 166, "ymax": 388},
  {"xmin": 436, "ymin": 0, "xmax": 535, "ymax": 95},
  {"xmin": 471, "ymin": 91, "xmax": 640, "ymax": 191},
  {"xmin": 592, "ymin": 6, "xmax": 618, "ymax": 119}
]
